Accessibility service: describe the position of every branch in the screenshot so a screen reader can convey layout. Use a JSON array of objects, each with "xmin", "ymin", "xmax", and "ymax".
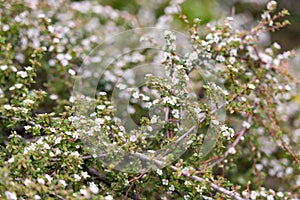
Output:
[
  {"xmin": 49, "ymin": 155, "xmax": 92, "ymax": 162},
  {"xmin": 86, "ymin": 167, "xmax": 111, "ymax": 186},
  {"xmin": 132, "ymin": 152, "xmax": 244, "ymax": 200}
]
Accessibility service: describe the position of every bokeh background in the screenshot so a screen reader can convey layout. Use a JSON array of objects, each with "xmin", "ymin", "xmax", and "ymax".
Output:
[{"xmin": 98, "ymin": 0, "xmax": 300, "ymax": 50}]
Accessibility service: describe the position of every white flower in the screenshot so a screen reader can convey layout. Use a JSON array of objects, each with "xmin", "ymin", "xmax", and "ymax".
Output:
[
  {"xmin": 24, "ymin": 179, "xmax": 31, "ymax": 186},
  {"xmin": 105, "ymin": 195, "xmax": 114, "ymax": 200},
  {"xmin": 132, "ymin": 91, "xmax": 140, "ymax": 99},
  {"xmin": 220, "ymin": 125, "xmax": 227, "ymax": 132},
  {"xmin": 95, "ymin": 118, "xmax": 105, "ymax": 125},
  {"xmin": 59, "ymin": 180, "xmax": 67, "ymax": 187},
  {"xmin": 130, "ymin": 135, "xmax": 138, "ymax": 142},
  {"xmin": 55, "ymin": 136, "xmax": 62, "ymax": 144},
  {"xmin": 285, "ymin": 85, "xmax": 291, "ymax": 91},
  {"xmin": 46, "ymin": 25, "xmax": 54, "ymax": 33},
  {"xmin": 97, "ymin": 105, "xmax": 105, "ymax": 110},
  {"xmin": 211, "ymin": 119, "xmax": 220, "ymax": 126},
  {"xmin": 228, "ymin": 147, "xmax": 236, "ymax": 154},
  {"xmin": 45, "ymin": 174, "xmax": 53, "ymax": 183},
  {"xmin": 23, "ymin": 99, "xmax": 34, "ymax": 105},
  {"xmin": 273, "ymin": 59, "xmax": 280, "ymax": 66},
  {"xmin": 242, "ymin": 121, "xmax": 251, "ymax": 129},
  {"xmin": 184, "ymin": 195, "xmax": 190, "ymax": 200},
  {"xmin": 248, "ymin": 83, "xmax": 256, "ymax": 90},
  {"xmin": 223, "ymin": 89, "xmax": 229, "ymax": 96},
  {"xmin": 17, "ymin": 71, "xmax": 28, "ymax": 78},
  {"xmin": 189, "ymin": 52, "xmax": 198, "ymax": 60},
  {"xmin": 2, "ymin": 23, "xmax": 11, "ymax": 32},
  {"xmin": 8, "ymin": 157, "xmax": 14, "ymax": 163},
  {"xmin": 151, "ymin": 115, "xmax": 159, "ymax": 124},
  {"xmin": 229, "ymin": 57, "xmax": 236, "ymax": 64},
  {"xmin": 68, "ymin": 69, "xmax": 76, "ymax": 76},
  {"xmin": 53, "ymin": 38, "xmax": 60, "ymax": 43},
  {"xmin": 61, "ymin": 60, "xmax": 69, "ymax": 66},
  {"xmin": 73, "ymin": 132, "xmax": 80, "ymax": 139},
  {"xmin": 38, "ymin": 13, "xmax": 46, "ymax": 18},
  {"xmin": 142, "ymin": 94, "xmax": 150, "ymax": 101},
  {"xmin": 242, "ymin": 190, "xmax": 248, "ymax": 196},
  {"xmin": 22, "ymin": 108, "xmax": 28, "ymax": 114},
  {"xmin": 172, "ymin": 109, "xmax": 180, "ymax": 119},
  {"xmin": 273, "ymin": 42, "xmax": 281, "ymax": 50},
  {"xmin": 81, "ymin": 171, "xmax": 90, "ymax": 179},
  {"xmin": 267, "ymin": 1, "xmax": 277, "ymax": 11},
  {"xmin": 34, "ymin": 195, "xmax": 41, "ymax": 200},
  {"xmin": 0, "ymin": 65, "xmax": 8, "ymax": 71},
  {"xmin": 25, "ymin": 66, "xmax": 33, "ymax": 71},
  {"xmin": 4, "ymin": 104, "xmax": 12, "ymax": 110},
  {"xmin": 50, "ymin": 94, "xmax": 58, "ymax": 100},
  {"xmin": 184, "ymin": 181, "xmax": 192, "ymax": 186},
  {"xmin": 55, "ymin": 148, "xmax": 61, "ymax": 155},
  {"xmin": 276, "ymin": 192, "xmax": 284, "ymax": 198},
  {"xmin": 50, "ymin": 127, "xmax": 56, "ymax": 133},
  {"xmin": 250, "ymin": 191, "xmax": 259, "ymax": 199},
  {"xmin": 71, "ymin": 151, "xmax": 80, "ymax": 158},
  {"xmin": 124, "ymin": 180, "xmax": 129, "ymax": 186},
  {"xmin": 74, "ymin": 174, "xmax": 81, "ymax": 181},
  {"xmin": 11, "ymin": 66, "xmax": 17, "ymax": 72},
  {"xmin": 37, "ymin": 178, "xmax": 45, "ymax": 185},
  {"xmin": 64, "ymin": 53, "xmax": 72, "ymax": 60},
  {"xmin": 162, "ymin": 179, "xmax": 169, "ymax": 186},
  {"xmin": 164, "ymin": 30, "xmax": 172, "ymax": 37},
  {"xmin": 156, "ymin": 169, "xmax": 163, "ymax": 176},
  {"xmin": 43, "ymin": 143, "xmax": 51, "ymax": 150},
  {"xmin": 104, "ymin": 116, "xmax": 111, "ymax": 121},
  {"xmin": 80, "ymin": 189, "xmax": 90, "ymax": 198},
  {"xmin": 152, "ymin": 99, "xmax": 159, "ymax": 105},
  {"xmin": 5, "ymin": 191, "xmax": 17, "ymax": 200},
  {"xmin": 216, "ymin": 55, "xmax": 225, "ymax": 62},
  {"xmin": 36, "ymin": 137, "xmax": 43, "ymax": 144},
  {"xmin": 286, "ymin": 167, "xmax": 293, "ymax": 174},
  {"xmin": 89, "ymin": 182, "xmax": 99, "ymax": 194},
  {"xmin": 267, "ymin": 195, "xmax": 274, "ymax": 200},
  {"xmin": 162, "ymin": 96, "xmax": 177, "ymax": 106},
  {"xmin": 169, "ymin": 185, "xmax": 175, "ymax": 192},
  {"xmin": 230, "ymin": 49, "xmax": 237, "ymax": 56}
]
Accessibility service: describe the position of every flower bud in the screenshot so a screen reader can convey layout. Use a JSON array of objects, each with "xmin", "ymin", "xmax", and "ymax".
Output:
[{"xmin": 267, "ymin": 1, "xmax": 277, "ymax": 12}]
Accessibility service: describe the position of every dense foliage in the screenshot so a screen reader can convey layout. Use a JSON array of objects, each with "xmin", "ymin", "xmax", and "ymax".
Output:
[{"xmin": 0, "ymin": 0, "xmax": 299, "ymax": 199}]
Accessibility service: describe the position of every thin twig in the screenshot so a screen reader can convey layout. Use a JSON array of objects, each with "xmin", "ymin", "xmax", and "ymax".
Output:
[
  {"xmin": 86, "ymin": 167, "xmax": 111, "ymax": 186},
  {"xmin": 0, "ymin": 115, "xmax": 46, "ymax": 129},
  {"xmin": 132, "ymin": 152, "xmax": 244, "ymax": 200}
]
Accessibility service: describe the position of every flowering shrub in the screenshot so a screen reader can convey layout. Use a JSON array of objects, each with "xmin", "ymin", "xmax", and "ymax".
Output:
[{"xmin": 0, "ymin": 0, "xmax": 299, "ymax": 199}]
